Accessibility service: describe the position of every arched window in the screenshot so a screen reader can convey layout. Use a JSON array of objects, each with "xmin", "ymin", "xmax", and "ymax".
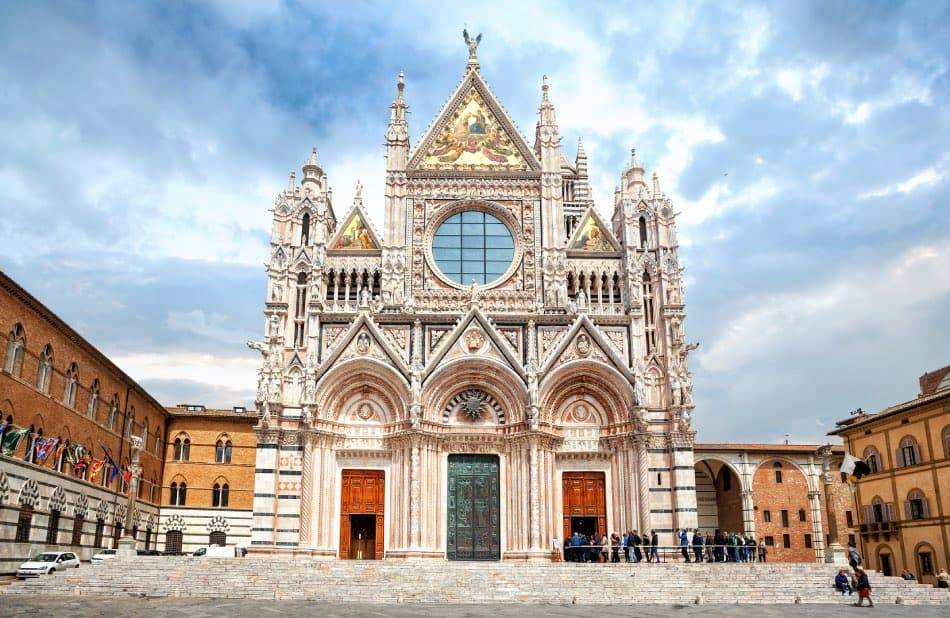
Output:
[
  {"xmin": 642, "ymin": 272, "xmax": 656, "ymax": 354},
  {"xmin": 212, "ymin": 482, "xmax": 229, "ymax": 508},
  {"xmin": 905, "ymin": 489, "xmax": 929, "ymax": 520},
  {"xmin": 124, "ymin": 407, "xmax": 135, "ymax": 439},
  {"xmin": 154, "ymin": 427, "xmax": 162, "ymax": 455},
  {"xmin": 107, "ymin": 395, "xmax": 119, "ymax": 430},
  {"xmin": 215, "ymin": 436, "xmax": 232, "ymax": 464},
  {"xmin": 209, "ymin": 530, "xmax": 227, "ymax": 546},
  {"xmin": 15, "ymin": 504, "xmax": 33, "ymax": 542},
  {"xmin": 863, "ymin": 446, "xmax": 881, "ymax": 474},
  {"xmin": 916, "ymin": 544, "xmax": 936, "ymax": 576},
  {"xmin": 169, "ymin": 481, "xmax": 187, "ymax": 506},
  {"xmin": 46, "ymin": 508, "xmax": 61, "ymax": 544},
  {"xmin": 4, "ymin": 323, "xmax": 25, "ymax": 376},
  {"xmin": 301, "ymin": 212, "xmax": 311, "ymax": 245},
  {"xmin": 774, "ymin": 462, "xmax": 783, "ymax": 484},
  {"xmin": 942, "ymin": 426, "xmax": 950, "ymax": 459},
  {"xmin": 63, "ymin": 362, "xmax": 79, "ymax": 408},
  {"xmin": 293, "ymin": 272, "xmax": 308, "ymax": 348},
  {"xmin": 141, "ymin": 417, "xmax": 149, "ymax": 443},
  {"xmin": 36, "ymin": 344, "xmax": 53, "ymax": 393},
  {"xmin": 173, "ymin": 434, "xmax": 190, "ymax": 462},
  {"xmin": 638, "ymin": 216, "xmax": 648, "ymax": 248},
  {"xmin": 165, "ymin": 530, "xmax": 183, "ymax": 554},
  {"xmin": 87, "ymin": 379, "xmax": 100, "ymax": 419},
  {"xmin": 864, "ymin": 496, "xmax": 895, "ymax": 524},
  {"xmin": 898, "ymin": 436, "xmax": 921, "ymax": 467}
]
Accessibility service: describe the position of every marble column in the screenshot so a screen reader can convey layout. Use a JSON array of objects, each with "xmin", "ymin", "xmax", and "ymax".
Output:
[
  {"xmin": 636, "ymin": 434, "xmax": 651, "ymax": 534},
  {"xmin": 298, "ymin": 432, "xmax": 314, "ymax": 548}
]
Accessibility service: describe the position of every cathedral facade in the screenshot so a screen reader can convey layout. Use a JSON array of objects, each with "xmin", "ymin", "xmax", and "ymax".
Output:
[{"xmin": 248, "ymin": 41, "xmax": 697, "ymax": 560}]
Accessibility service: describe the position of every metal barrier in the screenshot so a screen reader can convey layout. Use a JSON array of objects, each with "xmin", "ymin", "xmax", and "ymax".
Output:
[{"xmin": 558, "ymin": 544, "xmax": 767, "ymax": 564}]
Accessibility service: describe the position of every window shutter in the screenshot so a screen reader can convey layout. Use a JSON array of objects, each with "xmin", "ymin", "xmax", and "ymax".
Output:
[
  {"xmin": 913, "ymin": 444, "xmax": 921, "ymax": 464},
  {"xmin": 884, "ymin": 502, "xmax": 896, "ymax": 522},
  {"xmin": 897, "ymin": 448, "xmax": 904, "ymax": 467},
  {"xmin": 862, "ymin": 505, "xmax": 873, "ymax": 523},
  {"xmin": 923, "ymin": 498, "xmax": 930, "ymax": 519},
  {"xmin": 903, "ymin": 500, "xmax": 912, "ymax": 520}
]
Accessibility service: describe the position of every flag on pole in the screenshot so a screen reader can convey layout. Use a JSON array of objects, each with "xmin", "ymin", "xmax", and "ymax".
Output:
[
  {"xmin": 840, "ymin": 452, "xmax": 871, "ymax": 480},
  {"xmin": 35, "ymin": 438, "xmax": 60, "ymax": 462},
  {"xmin": 1, "ymin": 427, "xmax": 30, "ymax": 456},
  {"xmin": 89, "ymin": 459, "xmax": 105, "ymax": 481},
  {"xmin": 107, "ymin": 462, "xmax": 120, "ymax": 484}
]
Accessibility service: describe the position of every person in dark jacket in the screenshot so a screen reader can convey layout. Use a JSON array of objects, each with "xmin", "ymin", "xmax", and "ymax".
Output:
[
  {"xmin": 631, "ymin": 531, "xmax": 643, "ymax": 563},
  {"xmin": 713, "ymin": 529, "xmax": 725, "ymax": 562},
  {"xmin": 649, "ymin": 530, "xmax": 659, "ymax": 563},
  {"xmin": 854, "ymin": 568, "xmax": 874, "ymax": 607},
  {"xmin": 834, "ymin": 569, "xmax": 853, "ymax": 595},
  {"xmin": 692, "ymin": 529, "xmax": 704, "ymax": 563},
  {"xmin": 679, "ymin": 529, "xmax": 691, "ymax": 563}
]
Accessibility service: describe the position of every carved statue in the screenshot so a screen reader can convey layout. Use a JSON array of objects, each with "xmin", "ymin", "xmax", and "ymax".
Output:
[
  {"xmin": 463, "ymin": 29, "xmax": 482, "ymax": 61},
  {"xmin": 576, "ymin": 289, "xmax": 587, "ymax": 311},
  {"xmin": 670, "ymin": 373, "xmax": 682, "ymax": 407},
  {"xmin": 360, "ymin": 287, "xmax": 370, "ymax": 308},
  {"xmin": 247, "ymin": 340, "xmax": 269, "ymax": 358},
  {"xmin": 268, "ymin": 315, "xmax": 281, "ymax": 339}
]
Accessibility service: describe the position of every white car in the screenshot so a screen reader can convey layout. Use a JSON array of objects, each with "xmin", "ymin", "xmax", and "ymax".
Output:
[
  {"xmin": 91, "ymin": 549, "xmax": 117, "ymax": 562},
  {"xmin": 16, "ymin": 551, "xmax": 80, "ymax": 578}
]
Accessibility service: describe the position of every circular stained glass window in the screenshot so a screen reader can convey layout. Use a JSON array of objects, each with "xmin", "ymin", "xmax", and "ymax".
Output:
[{"xmin": 432, "ymin": 210, "xmax": 515, "ymax": 286}]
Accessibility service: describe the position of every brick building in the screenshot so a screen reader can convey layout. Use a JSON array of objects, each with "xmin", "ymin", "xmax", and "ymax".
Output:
[
  {"xmin": 830, "ymin": 365, "xmax": 950, "ymax": 584},
  {"xmin": 158, "ymin": 404, "xmax": 257, "ymax": 553},
  {"xmin": 694, "ymin": 444, "xmax": 857, "ymax": 563},
  {"xmin": 0, "ymin": 270, "xmax": 166, "ymax": 571}
]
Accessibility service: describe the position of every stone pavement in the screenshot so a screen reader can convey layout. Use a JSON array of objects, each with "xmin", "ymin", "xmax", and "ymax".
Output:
[{"xmin": 2, "ymin": 598, "xmax": 950, "ymax": 617}]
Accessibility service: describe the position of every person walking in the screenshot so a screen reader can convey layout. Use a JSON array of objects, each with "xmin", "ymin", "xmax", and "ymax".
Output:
[
  {"xmin": 713, "ymin": 529, "xmax": 724, "ymax": 562},
  {"xmin": 678, "ymin": 529, "xmax": 690, "ymax": 563},
  {"xmin": 692, "ymin": 529, "xmax": 704, "ymax": 564},
  {"xmin": 600, "ymin": 533, "xmax": 610, "ymax": 563},
  {"xmin": 610, "ymin": 532, "xmax": 621, "ymax": 563},
  {"xmin": 854, "ymin": 568, "xmax": 874, "ymax": 608},
  {"xmin": 758, "ymin": 539, "xmax": 767, "ymax": 563},
  {"xmin": 747, "ymin": 536, "xmax": 757, "ymax": 563},
  {"xmin": 649, "ymin": 530, "xmax": 659, "ymax": 563},
  {"xmin": 848, "ymin": 542, "xmax": 862, "ymax": 570},
  {"xmin": 631, "ymin": 530, "xmax": 643, "ymax": 563}
]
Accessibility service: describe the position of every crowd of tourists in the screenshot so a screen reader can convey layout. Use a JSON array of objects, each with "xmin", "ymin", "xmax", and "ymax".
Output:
[{"xmin": 561, "ymin": 529, "xmax": 768, "ymax": 564}]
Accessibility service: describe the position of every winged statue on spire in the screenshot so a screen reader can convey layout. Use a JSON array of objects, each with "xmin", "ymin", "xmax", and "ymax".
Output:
[{"xmin": 463, "ymin": 29, "xmax": 482, "ymax": 61}]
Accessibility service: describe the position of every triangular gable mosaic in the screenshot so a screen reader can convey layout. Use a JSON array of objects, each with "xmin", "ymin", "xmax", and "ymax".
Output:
[
  {"xmin": 419, "ymin": 88, "xmax": 528, "ymax": 171},
  {"xmin": 567, "ymin": 207, "xmax": 621, "ymax": 253},
  {"xmin": 328, "ymin": 207, "xmax": 381, "ymax": 252}
]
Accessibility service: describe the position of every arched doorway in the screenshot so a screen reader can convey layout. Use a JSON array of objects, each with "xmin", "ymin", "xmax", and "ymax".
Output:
[{"xmin": 695, "ymin": 459, "xmax": 743, "ymax": 534}]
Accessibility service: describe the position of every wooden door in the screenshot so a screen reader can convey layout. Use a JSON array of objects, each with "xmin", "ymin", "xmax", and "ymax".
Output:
[
  {"xmin": 340, "ymin": 469, "xmax": 385, "ymax": 559},
  {"xmin": 562, "ymin": 471, "xmax": 607, "ymax": 541}
]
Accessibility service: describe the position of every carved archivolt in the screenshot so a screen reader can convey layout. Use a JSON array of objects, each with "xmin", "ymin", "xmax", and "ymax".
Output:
[
  {"xmin": 443, "ymin": 388, "xmax": 505, "ymax": 425},
  {"xmin": 18, "ymin": 479, "xmax": 39, "ymax": 507},
  {"xmin": 206, "ymin": 515, "xmax": 230, "ymax": 533},
  {"xmin": 73, "ymin": 493, "xmax": 89, "ymax": 518},
  {"xmin": 540, "ymin": 360, "xmax": 634, "ymax": 426},
  {"xmin": 164, "ymin": 513, "xmax": 186, "ymax": 532},
  {"xmin": 316, "ymin": 360, "xmax": 410, "ymax": 424},
  {"xmin": 49, "ymin": 486, "xmax": 67, "ymax": 512},
  {"xmin": 423, "ymin": 360, "xmax": 527, "ymax": 425}
]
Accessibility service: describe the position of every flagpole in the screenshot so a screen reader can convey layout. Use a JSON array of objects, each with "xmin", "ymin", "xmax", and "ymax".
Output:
[
  {"xmin": 117, "ymin": 436, "xmax": 143, "ymax": 557},
  {"xmin": 817, "ymin": 444, "xmax": 848, "ymax": 565}
]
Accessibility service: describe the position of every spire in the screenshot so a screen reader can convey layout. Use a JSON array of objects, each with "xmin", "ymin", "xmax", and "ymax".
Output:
[
  {"xmin": 539, "ymin": 75, "xmax": 557, "ymax": 125},
  {"xmin": 287, "ymin": 170, "xmax": 296, "ymax": 195},
  {"xmin": 302, "ymin": 147, "xmax": 322, "ymax": 185},
  {"xmin": 652, "ymin": 171, "xmax": 662, "ymax": 197},
  {"xmin": 463, "ymin": 28, "xmax": 482, "ymax": 71},
  {"xmin": 386, "ymin": 72, "xmax": 410, "ymax": 166},
  {"xmin": 623, "ymin": 147, "xmax": 646, "ymax": 193},
  {"xmin": 353, "ymin": 180, "xmax": 363, "ymax": 208},
  {"xmin": 575, "ymin": 137, "xmax": 588, "ymax": 176}
]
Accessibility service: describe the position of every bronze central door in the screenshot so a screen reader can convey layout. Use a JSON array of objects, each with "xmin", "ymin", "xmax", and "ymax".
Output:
[{"xmin": 447, "ymin": 454, "xmax": 500, "ymax": 561}]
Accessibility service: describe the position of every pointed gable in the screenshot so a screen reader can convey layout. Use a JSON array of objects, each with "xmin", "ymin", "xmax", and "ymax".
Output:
[
  {"xmin": 409, "ymin": 69, "xmax": 540, "ymax": 173},
  {"xmin": 423, "ymin": 305, "xmax": 526, "ymax": 381},
  {"xmin": 567, "ymin": 207, "xmax": 621, "ymax": 253},
  {"xmin": 540, "ymin": 314, "xmax": 633, "ymax": 382},
  {"xmin": 317, "ymin": 313, "xmax": 410, "ymax": 381},
  {"xmin": 327, "ymin": 205, "xmax": 382, "ymax": 253}
]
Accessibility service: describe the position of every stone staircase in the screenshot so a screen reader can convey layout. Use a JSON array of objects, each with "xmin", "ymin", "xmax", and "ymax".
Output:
[{"xmin": 4, "ymin": 557, "xmax": 949, "ymax": 605}]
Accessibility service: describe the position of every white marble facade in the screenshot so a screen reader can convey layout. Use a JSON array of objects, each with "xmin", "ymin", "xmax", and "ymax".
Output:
[{"xmin": 249, "ymin": 37, "xmax": 698, "ymax": 559}]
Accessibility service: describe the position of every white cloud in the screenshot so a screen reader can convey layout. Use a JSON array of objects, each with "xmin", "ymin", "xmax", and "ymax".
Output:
[
  {"xmin": 679, "ymin": 176, "xmax": 779, "ymax": 226},
  {"xmin": 860, "ymin": 167, "xmax": 945, "ymax": 199},
  {"xmin": 700, "ymin": 242, "xmax": 950, "ymax": 373},
  {"xmin": 111, "ymin": 352, "xmax": 258, "ymax": 393},
  {"xmin": 775, "ymin": 64, "xmax": 829, "ymax": 102}
]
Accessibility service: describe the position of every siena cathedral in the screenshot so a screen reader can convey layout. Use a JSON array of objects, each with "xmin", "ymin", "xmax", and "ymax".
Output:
[{"xmin": 248, "ymin": 38, "xmax": 697, "ymax": 561}]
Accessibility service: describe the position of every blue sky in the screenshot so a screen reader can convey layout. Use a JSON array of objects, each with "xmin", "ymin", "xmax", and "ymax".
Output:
[{"xmin": 1, "ymin": 1, "xmax": 947, "ymax": 443}]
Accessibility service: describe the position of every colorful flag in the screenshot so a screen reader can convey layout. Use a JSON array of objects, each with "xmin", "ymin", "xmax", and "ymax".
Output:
[
  {"xmin": 35, "ymin": 438, "xmax": 60, "ymax": 462},
  {"xmin": 73, "ymin": 456, "xmax": 88, "ymax": 474},
  {"xmin": 88, "ymin": 459, "xmax": 105, "ymax": 481},
  {"xmin": 1, "ymin": 427, "xmax": 30, "ymax": 456},
  {"xmin": 840, "ymin": 452, "xmax": 871, "ymax": 481},
  {"xmin": 107, "ymin": 463, "xmax": 120, "ymax": 484}
]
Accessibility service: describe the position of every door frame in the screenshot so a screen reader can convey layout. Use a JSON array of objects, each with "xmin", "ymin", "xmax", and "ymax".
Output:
[{"xmin": 555, "ymin": 460, "xmax": 614, "ymax": 547}]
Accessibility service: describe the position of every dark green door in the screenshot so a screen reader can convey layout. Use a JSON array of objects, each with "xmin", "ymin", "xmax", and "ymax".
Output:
[{"xmin": 447, "ymin": 454, "xmax": 500, "ymax": 561}]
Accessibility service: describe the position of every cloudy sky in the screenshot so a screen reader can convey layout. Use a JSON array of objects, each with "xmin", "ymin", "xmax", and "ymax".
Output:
[{"xmin": 1, "ymin": 1, "xmax": 947, "ymax": 443}]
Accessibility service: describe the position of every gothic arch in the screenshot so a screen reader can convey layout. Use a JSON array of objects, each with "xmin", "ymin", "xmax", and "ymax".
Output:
[
  {"xmin": 423, "ymin": 358, "xmax": 528, "ymax": 425},
  {"xmin": 18, "ymin": 479, "xmax": 40, "ymax": 507},
  {"xmin": 539, "ymin": 359, "xmax": 633, "ymax": 426},
  {"xmin": 693, "ymin": 456, "xmax": 747, "ymax": 491},
  {"xmin": 315, "ymin": 358, "xmax": 410, "ymax": 424},
  {"xmin": 750, "ymin": 455, "xmax": 810, "ymax": 482}
]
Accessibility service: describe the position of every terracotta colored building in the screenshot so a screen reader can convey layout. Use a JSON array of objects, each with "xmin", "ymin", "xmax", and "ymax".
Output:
[
  {"xmin": 694, "ymin": 443, "xmax": 857, "ymax": 563},
  {"xmin": 0, "ymin": 270, "xmax": 166, "ymax": 571},
  {"xmin": 158, "ymin": 404, "xmax": 257, "ymax": 553},
  {"xmin": 830, "ymin": 365, "xmax": 950, "ymax": 584}
]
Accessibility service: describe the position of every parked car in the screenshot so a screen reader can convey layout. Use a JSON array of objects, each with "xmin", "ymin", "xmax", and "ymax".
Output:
[
  {"xmin": 91, "ymin": 549, "xmax": 117, "ymax": 563},
  {"xmin": 16, "ymin": 552, "xmax": 80, "ymax": 578},
  {"xmin": 137, "ymin": 549, "xmax": 162, "ymax": 556},
  {"xmin": 192, "ymin": 545, "xmax": 241, "ymax": 558}
]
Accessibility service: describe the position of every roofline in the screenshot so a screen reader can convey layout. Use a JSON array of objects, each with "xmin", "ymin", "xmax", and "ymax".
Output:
[
  {"xmin": 695, "ymin": 442, "xmax": 844, "ymax": 454},
  {"xmin": 0, "ymin": 268, "xmax": 169, "ymax": 418},
  {"xmin": 828, "ymin": 389, "xmax": 950, "ymax": 436}
]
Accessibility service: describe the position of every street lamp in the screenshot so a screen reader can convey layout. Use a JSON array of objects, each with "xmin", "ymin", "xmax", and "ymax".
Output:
[{"xmin": 116, "ymin": 436, "xmax": 143, "ymax": 557}]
